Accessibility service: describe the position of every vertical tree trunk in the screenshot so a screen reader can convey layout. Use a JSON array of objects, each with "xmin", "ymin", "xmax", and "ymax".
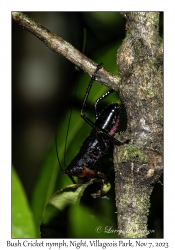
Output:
[
  {"xmin": 114, "ymin": 12, "xmax": 163, "ymax": 238},
  {"xmin": 12, "ymin": 11, "xmax": 163, "ymax": 238}
]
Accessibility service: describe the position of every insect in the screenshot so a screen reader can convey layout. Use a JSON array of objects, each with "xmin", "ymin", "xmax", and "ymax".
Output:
[{"xmin": 56, "ymin": 64, "xmax": 127, "ymax": 197}]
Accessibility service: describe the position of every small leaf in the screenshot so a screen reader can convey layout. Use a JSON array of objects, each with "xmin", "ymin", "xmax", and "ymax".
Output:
[
  {"xmin": 41, "ymin": 183, "xmax": 91, "ymax": 233},
  {"xmin": 49, "ymin": 183, "xmax": 89, "ymax": 210}
]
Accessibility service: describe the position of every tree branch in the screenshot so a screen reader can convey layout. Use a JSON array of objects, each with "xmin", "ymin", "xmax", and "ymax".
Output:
[{"xmin": 12, "ymin": 11, "xmax": 121, "ymax": 90}]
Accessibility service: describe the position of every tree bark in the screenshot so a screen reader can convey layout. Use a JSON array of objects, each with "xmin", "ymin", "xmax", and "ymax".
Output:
[{"xmin": 114, "ymin": 12, "xmax": 163, "ymax": 238}]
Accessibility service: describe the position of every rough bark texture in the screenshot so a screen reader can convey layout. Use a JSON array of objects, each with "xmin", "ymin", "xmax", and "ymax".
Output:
[{"xmin": 114, "ymin": 12, "xmax": 163, "ymax": 238}]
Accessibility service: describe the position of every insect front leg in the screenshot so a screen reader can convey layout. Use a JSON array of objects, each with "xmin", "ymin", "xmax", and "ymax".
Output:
[
  {"xmin": 94, "ymin": 89, "xmax": 114, "ymax": 119},
  {"xmin": 80, "ymin": 65, "xmax": 113, "ymax": 134},
  {"xmin": 80, "ymin": 65, "xmax": 125, "ymax": 146},
  {"xmin": 80, "ymin": 64, "xmax": 103, "ymax": 128},
  {"xmin": 81, "ymin": 64, "xmax": 102, "ymax": 116}
]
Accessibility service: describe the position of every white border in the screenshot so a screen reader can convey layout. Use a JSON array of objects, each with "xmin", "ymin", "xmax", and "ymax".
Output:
[{"xmin": 1, "ymin": 1, "xmax": 175, "ymax": 249}]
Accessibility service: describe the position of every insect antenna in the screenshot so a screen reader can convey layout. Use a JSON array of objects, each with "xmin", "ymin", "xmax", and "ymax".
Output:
[
  {"xmin": 55, "ymin": 113, "xmax": 76, "ymax": 184},
  {"xmin": 55, "ymin": 129, "xmax": 76, "ymax": 184},
  {"xmin": 55, "ymin": 132, "xmax": 64, "ymax": 173},
  {"xmin": 55, "ymin": 72, "xmax": 80, "ymax": 184}
]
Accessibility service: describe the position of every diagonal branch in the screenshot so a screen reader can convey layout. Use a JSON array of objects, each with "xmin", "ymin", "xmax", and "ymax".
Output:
[{"xmin": 12, "ymin": 11, "xmax": 121, "ymax": 90}]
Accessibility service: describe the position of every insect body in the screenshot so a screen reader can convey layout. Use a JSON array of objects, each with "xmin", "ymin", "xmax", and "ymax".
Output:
[
  {"xmin": 57, "ymin": 64, "xmax": 126, "ymax": 197},
  {"xmin": 64, "ymin": 103, "xmax": 123, "ymax": 183}
]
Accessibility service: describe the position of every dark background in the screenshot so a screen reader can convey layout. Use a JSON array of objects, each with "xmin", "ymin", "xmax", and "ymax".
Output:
[{"xmin": 12, "ymin": 12, "xmax": 163, "ymax": 238}]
